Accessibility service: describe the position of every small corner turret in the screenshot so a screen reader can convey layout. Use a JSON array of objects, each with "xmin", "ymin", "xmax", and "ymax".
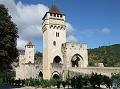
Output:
[{"xmin": 25, "ymin": 41, "xmax": 35, "ymax": 64}]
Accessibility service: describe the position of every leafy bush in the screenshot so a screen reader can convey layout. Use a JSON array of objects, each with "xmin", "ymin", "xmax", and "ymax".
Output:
[
  {"xmin": 62, "ymin": 81, "xmax": 67, "ymax": 89},
  {"xmin": 113, "ymin": 73, "xmax": 120, "ymax": 88},
  {"xmin": 70, "ymin": 75, "xmax": 83, "ymax": 89},
  {"xmin": 103, "ymin": 75, "xmax": 111, "ymax": 88}
]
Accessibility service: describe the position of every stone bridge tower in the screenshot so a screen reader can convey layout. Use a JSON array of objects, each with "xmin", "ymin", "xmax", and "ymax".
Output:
[
  {"xmin": 42, "ymin": 4, "xmax": 66, "ymax": 79},
  {"xmin": 25, "ymin": 41, "xmax": 35, "ymax": 64}
]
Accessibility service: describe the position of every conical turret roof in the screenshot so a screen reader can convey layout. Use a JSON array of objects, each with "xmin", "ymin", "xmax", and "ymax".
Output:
[
  {"xmin": 26, "ymin": 41, "xmax": 33, "ymax": 46},
  {"xmin": 42, "ymin": 3, "xmax": 64, "ymax": 20},
  {"xmin": 49, "ymin": 3, "xmax": 62, "ymax": 14}
]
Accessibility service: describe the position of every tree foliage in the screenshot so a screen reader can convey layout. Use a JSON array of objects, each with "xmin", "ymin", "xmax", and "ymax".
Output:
[
  {"xmin": 88, "ymin": 44, "xmax": 120, "ymax": 67},
  {"xmin": 0, "ymin": 4, "xmax": 18, "ymax": 71},
  {"xmin": 34, "ymin": 51, "xmax": 42, "ymax": 65}
]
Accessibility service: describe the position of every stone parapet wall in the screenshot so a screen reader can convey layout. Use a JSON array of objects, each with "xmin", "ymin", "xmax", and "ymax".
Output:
[
  {"xmin": 66, "ymin": 67, "xmax": 120, "ymax": 77},
  {"xmin": 62, "ymin": 42, "xmax": 87, "ymax": 50}
]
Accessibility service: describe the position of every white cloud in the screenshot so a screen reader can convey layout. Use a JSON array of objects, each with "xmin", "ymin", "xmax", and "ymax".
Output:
[
  {"xmin": 66, "ymin": 22, "xmax": 75, "ymax": 35},
  {"xmin": 0, "ymin": 0, "xmax": 77, "ymax": 49},
  {"xmin": 100, "ymin": 28, "xmax": 110, "ymax": 34},
  {"xmin": 0, "ymin": 0, "xmax": 48, "ymax": 49},
  {"xmin": 80, "ymin": 29, "xmax": 96, "ymax": 37},
  {"xmin": 66, "ymin": 23, "xmax": 78, "ymax": 42},
  {"xmin": 67, "ymin": 35, "xmax": 78, "ymax": 42},
  {"xmin": 79, "ymin": 27, "xmax": 111, "ymax": 37}
]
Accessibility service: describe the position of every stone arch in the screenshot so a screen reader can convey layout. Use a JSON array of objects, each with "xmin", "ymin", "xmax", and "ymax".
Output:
[
  {"xmin": 53, "ymin": 56, "xmax": 61, "ymax": 63},
  {"xmin": 71, "ymin": 54, "xmax": 83, "ymax": 67},
  {"xmin": 38, "ymin": 71, "xmax": 43, "ymax": 79},
  {"xmin": 52, "ymin": 71, "xmax": 60, "ymax": 79}
]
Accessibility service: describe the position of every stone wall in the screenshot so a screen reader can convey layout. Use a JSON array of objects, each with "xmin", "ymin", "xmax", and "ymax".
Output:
[
  {"xmin": 16, "ymin": 64, "xmax": 43, "ymax": 80},
  {"xmin": 62, "ymin": 42, "xmax": 88, "ymax": 69},
  {"xmin": 64, "ymin": 67, "xmax": 120, "ymax": 78}
]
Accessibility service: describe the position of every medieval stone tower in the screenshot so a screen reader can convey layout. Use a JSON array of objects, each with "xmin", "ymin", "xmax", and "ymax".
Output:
[
  {"xmin": 16, "ymin": 3, "xmax": 89, "ymax": 80},
  {"xmin": 42, "ymin": 4, "xmax": 66, "ymax": 79},
  {"xmin": 25, "ymin": 41, "xmax": 35, "ymax": 64}
]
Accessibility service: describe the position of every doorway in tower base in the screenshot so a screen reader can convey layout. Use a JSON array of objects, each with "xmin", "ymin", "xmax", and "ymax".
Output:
[
  {"xmin": 71, "ymin": 54, "xmax": 83, "ymax": 67},
  {"xmin": 52, "ymin": 71, "xmax": 60, "ymax": 79},
  {"xmin": 53, "ymin": 56, "xmax": 61, "ymax": 64},
  {"xmin": 38, "ymin": 71, "xmax": 43, "ymax": 79}
]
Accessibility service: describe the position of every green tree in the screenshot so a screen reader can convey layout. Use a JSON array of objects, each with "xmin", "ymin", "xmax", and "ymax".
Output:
[
  {"xmin": 62, "ymin": 81, "xmax": 67, "ymax": 89},
  {"xmin": 0, "ymin": 4, "xmax": 18, "ymax": 72},
  {"xmin": 103, "ymin": 75, "xmax": 111, "ymax": 89},
  {"xmin": 35, "ymin": 51, "xmax": 42, "ymax": 64},
  {"xmin": 88, "ymin": 44, "xmax": 120, "ymax": 67}
]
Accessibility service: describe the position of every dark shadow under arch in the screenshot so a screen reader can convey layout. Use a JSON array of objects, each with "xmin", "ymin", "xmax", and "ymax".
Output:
[
  {"xmin": 53, "ymin": 74, "xmax": 60, "ymax": 79},
  {"xmin": 71, "ymin": 54, "xmax": 83, "ymax": 67},
  {"xmin": 53, "ymin": 56, "xmax": 61, "ymax": 63},
  {"xmin": 38, "ymin": 71, "xmax": 43, "ymax": 79},
  {"xmin": 52, "ymin": 71, "xmax": 60, "ymax": 79}
]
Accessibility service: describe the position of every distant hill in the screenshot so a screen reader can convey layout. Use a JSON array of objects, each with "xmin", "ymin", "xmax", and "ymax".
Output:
[{"xmin": 88, "ymin": 44, "xmax": 120, "ymax": 67}]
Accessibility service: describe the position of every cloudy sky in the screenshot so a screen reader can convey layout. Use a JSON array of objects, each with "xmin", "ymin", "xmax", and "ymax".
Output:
[{"xmin": 0, "ymin": 0, "xmax": 120, "ymax": 52}]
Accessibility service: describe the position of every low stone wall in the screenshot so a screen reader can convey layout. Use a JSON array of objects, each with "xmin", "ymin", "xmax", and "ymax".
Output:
[{"xmin": 65, "ymin": 67, "xmax": 120, "ymax": 77}]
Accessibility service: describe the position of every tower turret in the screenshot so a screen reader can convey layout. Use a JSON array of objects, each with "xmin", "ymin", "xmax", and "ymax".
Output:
[{"xmin": 25, "ymin": 41, "xmax": 35, "ymax": 63}]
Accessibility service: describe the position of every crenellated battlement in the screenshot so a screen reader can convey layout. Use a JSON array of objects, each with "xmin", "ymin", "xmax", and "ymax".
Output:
[
  {"xmin": 62, "ymin": 42, "xmax": 88, "ymax": 51},
  {"xmin": 42, "ymin": 12, "xmax": 66, "ymax": 33}
]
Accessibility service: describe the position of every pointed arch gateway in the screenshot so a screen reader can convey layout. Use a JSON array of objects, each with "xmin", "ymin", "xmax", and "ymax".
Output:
[
  {"xmin": 38, "ymin": 71, "xmax": 43, "ymax": 78},
  {"xmin": 71, "ymin": 54, "xmax": 83, "ymax": 67},
  {"xmin": 53, "ymin": 56, "xmax": 61, "ymax": 63}
]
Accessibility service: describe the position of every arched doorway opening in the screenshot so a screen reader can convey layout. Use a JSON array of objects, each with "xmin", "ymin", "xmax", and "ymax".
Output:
[
  {"xmin": 52, "ymin": 71, "xmax": 60, "ymax": 79},
  {"xmin": 71, "ymin": 54, "xmax": 83, "ymax": 67},
  {"xmin": 38, "ymin": 71, "xmax": 43, "ymax": 79},
  {"xmin": 53, "ymin": 56, "xmax": 61, "ymax": 64},
  {"xmin": 53, "ymin": 74, "xmax": 60, "ymax": 79}
]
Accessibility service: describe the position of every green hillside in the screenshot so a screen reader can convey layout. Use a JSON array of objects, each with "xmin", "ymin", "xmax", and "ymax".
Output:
[{"xmin": 88, "ymin": 44, "xmax": 120, "ymax": 67}]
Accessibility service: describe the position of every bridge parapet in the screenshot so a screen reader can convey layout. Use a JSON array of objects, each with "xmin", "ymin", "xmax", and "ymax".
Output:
[{"xmin": 65, "ymin": 67, "xmax": 120, "ymax": 77}]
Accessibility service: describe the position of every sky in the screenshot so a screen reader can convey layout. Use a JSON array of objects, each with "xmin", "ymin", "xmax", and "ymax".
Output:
[{"xmin": 0, "ymin": 0, "xmax": 120, "ymax": 52}]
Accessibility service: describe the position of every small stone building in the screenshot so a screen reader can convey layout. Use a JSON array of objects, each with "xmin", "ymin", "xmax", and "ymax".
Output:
[{"xmin": 16, "ymin": 42, "xmax": 42, "ymax": 79}]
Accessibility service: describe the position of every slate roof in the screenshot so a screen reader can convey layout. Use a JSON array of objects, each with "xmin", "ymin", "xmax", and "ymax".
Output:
[
  {"xmin": 26, "ymin": 41, "xmax": 33, "ymax": 46},
  {"xmin": 49, "ymin": 3, "xmax": 62, "ymax": 14},
  {"xmin": 42, "ymin": 3, "xmax": 64, "ymax": 20}
]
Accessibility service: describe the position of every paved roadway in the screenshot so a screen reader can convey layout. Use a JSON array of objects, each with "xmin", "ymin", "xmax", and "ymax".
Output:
[
  {"xmin": 0, "ymin": 84, "xmax": 119, "ymax": 89},
  {"xmin": 0, "ymin": 84, "xmax": 35, "ymax": 89}
]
